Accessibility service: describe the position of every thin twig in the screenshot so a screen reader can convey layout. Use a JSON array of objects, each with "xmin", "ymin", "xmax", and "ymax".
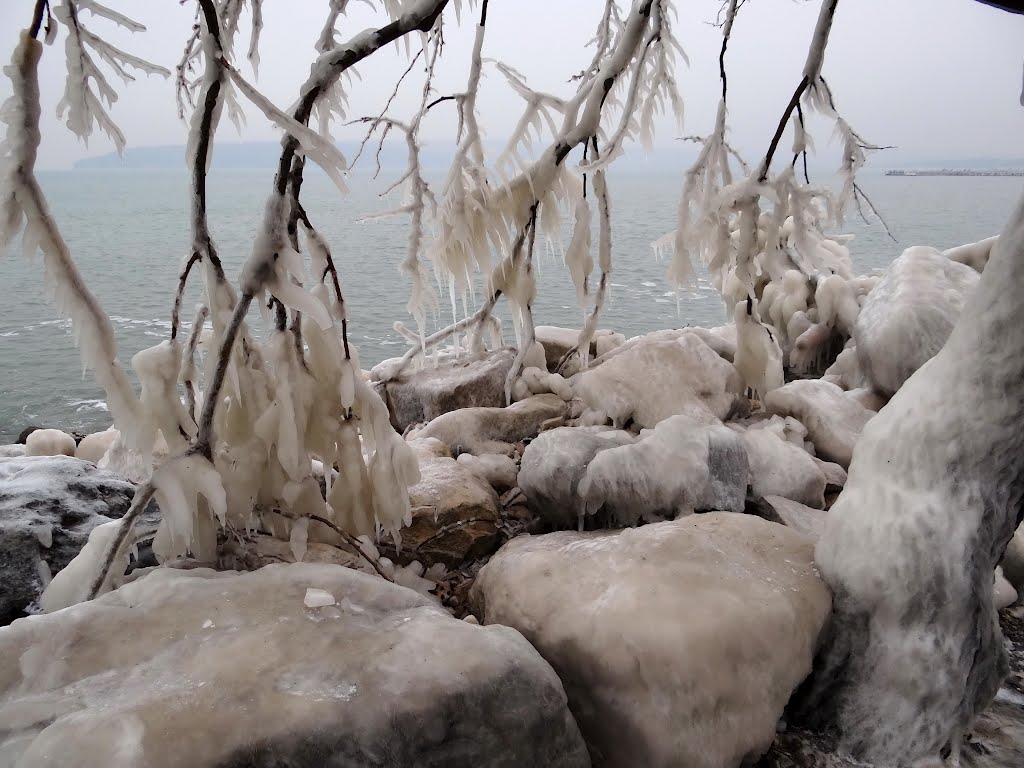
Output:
[
  {"xmin": 170, "ymin": 251, "xmax": 202, "ymax": 340},
  {"xmin": 194, "ymin": 293, "xmax": 253, "ymax": 459},
  {"xmin": 853, "ymin": 182, "xmax": 897, "ymax": 242},
  {"xmin": 298, "ymin": 512, "xmax": 395, "ymax": 582},
  {"xmin": 87, "ymin": 482, "xmax": 156, "ymax": 601},
  {"xmin": 182, "ymin": 304, "xmax": 208, "ymax": 422},
  {"xmin": 415, "ymin": 516, "xmax": 493, "ymax": 551}
]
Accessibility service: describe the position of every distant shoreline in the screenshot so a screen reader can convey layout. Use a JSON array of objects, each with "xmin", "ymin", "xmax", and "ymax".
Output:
[{"xmin": 885, "ymin": 169, "xmax": 1024, "ymax": 177}]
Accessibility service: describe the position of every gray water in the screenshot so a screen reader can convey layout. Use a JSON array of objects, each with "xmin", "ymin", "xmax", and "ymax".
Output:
[{"xmin": 0, "ymin": 169, "xmax": 1019, "ymax": 442}]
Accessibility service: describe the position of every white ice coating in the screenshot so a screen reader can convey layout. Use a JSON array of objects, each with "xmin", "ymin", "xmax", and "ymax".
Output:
[
  {"xmin": 39, "ymin": 519, "xmax": 126, "ymax": 612},
  {"xmin": 732, "ymin": 298, "xmax": 784, "ymax": 401},
  {"xmin": 151, "ymin": 454, "xmax": 227, "ymax": 563},
  {"xmin": 807, "ymin": 187, "xmax": 1024, "ymax": 762}
]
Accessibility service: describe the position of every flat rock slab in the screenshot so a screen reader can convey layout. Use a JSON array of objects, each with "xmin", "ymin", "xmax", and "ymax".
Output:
[
  {"xmin": 413, "ymin": 394, "xmax": 568, "ymax": 456},
  {"xmin": 764, "ymin": 380, "xmax": 873, "ymax": 468},
  {"xmin": 0, "ymin": 456, "xmax": 137, "ymax": 625},
  {"xmin": 471, "ymin": 513, "xmax": 831, "ymax": 768},
  {"xmin": 0, "ymin": 564, "xmax": 590, "ymax": 768},
  {"xmin": 372, "ymin": 348, "xmax": 517, "ymax": 432}
]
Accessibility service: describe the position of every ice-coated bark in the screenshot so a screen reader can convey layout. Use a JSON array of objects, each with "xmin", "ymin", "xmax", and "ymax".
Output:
[
  {"xmin": 855, "ymin": 246, "xmax": 979, "ymax": 397},
  {"xmin": 791, "ymin": 189, "xmax": 1024, "ymax": 764}
]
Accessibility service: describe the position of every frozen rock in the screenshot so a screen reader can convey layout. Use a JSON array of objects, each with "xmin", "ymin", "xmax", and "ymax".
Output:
[
  {"xmin": 0, "ymin": 456, "xmax": 137, "ymax": 624},
  {"xmin": 593, "ymin": 330, "xmax": 625, "ymax": 358},
  {"xmin": 685, "ymin": 324, "xmax": 737, "ymax": 363},
  {"xmin": 845, "ymin": 386, "xmax": 887, "ymax": 412},
  {"xmin": 813, "ymin": 457, "xmax": 848, "ymax": 491},
  {"xmin": 578, "ymin": 416, "xmax": 749, "ymax": 525},
  {"xmin": 855, "ymin": 246, "xmax": 979, "ymax": 397},
  {"xmin": 517, "ymin": 427, "xmax": 636, "ymax": 528},
  {"xmin": 1001, "ymin": 525, "xmax": 1024, "ymax": 596},
  {"xmin": 521, "ymin": 366, "xmax": 573, "ymax": 401},
  {"xmin": 790, "ymin": 196, "xmax": 1024, "ymax": 763},
  {"xmin": 456, "ymin": 452, "xmax": 519, "ymax": 493},
  {"xmin": 994, "ymin": 567, "xmax": 1017, "ymax": 610},
  {"xmin": 74, "ymin": 427, "xmax": 119, "ymax": 463},
  {"xmin": 372, "ymin": 347, "xmax": 517, "ymax": 433},
  {"xmin": 944, "ymin": 234, "xmax": 999, "ymax": 272},
  {"xmin": 403, "ymin": 454, "xmax": 502, "ymax": 567},
  {"xmin": 412, "ymin": 394, "xmax": 567, "ymax": 456},
  {"xmin": 740, "ymin": 428, "xmax": 827, "ymax": 508},
  {"xmin": 470, "ymin": 513, "xmax": 831, "ymax": 768},
  {"xmin": 0, "ymin": 564, "xmax": 590, "ymax": 768},
  {"xmin": 761, "ymin": 495, "xmax": 829, "ymax": 542},
  {"xmin": 764, "ymin": 380, "xmax": 873, "ymax": 468},
  {"xmin": 24, "ymin": 428, "xmax": 76, "ymax": 457},
  {"xmin": 574, "ymin": 333, "xmax": 743, "ymax": 429},
  {"xmin": 535, "ymin": 325, "xmax": 616, "ymax": 370}
]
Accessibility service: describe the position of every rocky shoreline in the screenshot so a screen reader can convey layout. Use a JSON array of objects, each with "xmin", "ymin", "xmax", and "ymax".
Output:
[{"xmin": 2, "ymin": 247, "xmax": 1024, "ymax": 765}]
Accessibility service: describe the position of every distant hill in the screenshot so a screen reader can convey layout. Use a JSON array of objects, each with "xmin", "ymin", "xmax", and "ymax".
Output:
[
  {"xmin": 73, "ymin": 138, "xmax": 712, "ymax": 174},
  {"xmin": 73, "ymin": 139, "xmax": 459, "ymax": 171},
  {"xmin": 75, "ymin": 140, "xmax": 1024, "ymax": 176}
]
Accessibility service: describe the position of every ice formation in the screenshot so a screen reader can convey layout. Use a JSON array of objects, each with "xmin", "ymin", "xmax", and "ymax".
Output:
[
  {"xmin": 854, "ymin": 246, "xmax": 979, "ymax": 397},
  {"xmin": 732, "ymin": 297, "xmax": 784, "ymax": 401}
]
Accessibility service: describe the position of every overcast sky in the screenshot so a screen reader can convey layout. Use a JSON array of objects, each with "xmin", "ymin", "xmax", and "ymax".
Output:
[{"xmin": 1, "ymin": 0, "xmax": 1022, "ymax": 170}]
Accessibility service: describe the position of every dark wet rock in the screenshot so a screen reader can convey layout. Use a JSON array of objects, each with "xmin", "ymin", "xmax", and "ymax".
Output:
[{"xmin": 0, "ymin": 455, "xmax": 137, "ymax": 624}]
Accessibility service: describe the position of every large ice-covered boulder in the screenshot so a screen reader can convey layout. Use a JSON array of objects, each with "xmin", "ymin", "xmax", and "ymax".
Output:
[
  {"xmin": 470, "ymin": 513, "xmax": 832, "ymax": 768},
  {"xmin": 0, "ymin": 564, "xmax": 590, "ymax": 768},
  {"xmin": 573, "ymin": 332, "xmax": 743, "ymax": 429},
  {"xmin": 0, "ymin": 456, "xmax": 136, "ymax": 624},
  {"xmin": 412, "ymin": 394, "xmax": 567, "ymax": 456},
  {"xmin": 371, "ymin": 348, "xmax": 517, "ymax": 432},
  {"xmin": 517, "ymin": 426, "xmax": 636, "ymax": 528},
  {"xmin": 764, "ymin": 380, "xmax": 873, "ymax": 468},
  {"xmin": 855, "ymin": 246, "xmax": 979, "ymax": 397}
]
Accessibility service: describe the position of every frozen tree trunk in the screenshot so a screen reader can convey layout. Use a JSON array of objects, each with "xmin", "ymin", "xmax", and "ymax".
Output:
[{"xmin": 789, "ymin": 189, "xmax": 1024, "ymax": 763}]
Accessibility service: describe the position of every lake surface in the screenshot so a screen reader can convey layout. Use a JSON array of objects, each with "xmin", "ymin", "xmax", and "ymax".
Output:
[{"xmin": 0, "ymin": 168, "xmax": 1018, "ymax": 442}]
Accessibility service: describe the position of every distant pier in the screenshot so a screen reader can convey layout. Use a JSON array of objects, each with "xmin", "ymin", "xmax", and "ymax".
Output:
[{"xmin": 885, "ymin": 169, "xmax": 1024, "ymax": 177}]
